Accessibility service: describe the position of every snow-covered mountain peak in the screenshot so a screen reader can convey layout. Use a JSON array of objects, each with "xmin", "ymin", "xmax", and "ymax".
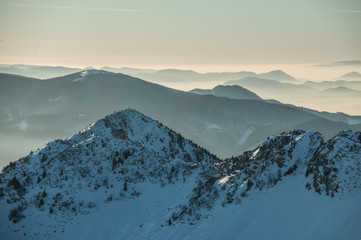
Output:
[
  {"xmin": 0, "ymin": 109, "xmax": 221, "ymax": 239},
  {"xmin": 82, "ymin": 108, "xmax": 157, "ymax": 139},
  {"xmin": 75, "ymin": 108, "xmax": 213, "ymax": 162}
]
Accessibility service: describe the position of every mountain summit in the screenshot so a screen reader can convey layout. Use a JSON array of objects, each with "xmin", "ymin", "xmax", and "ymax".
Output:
[
  {"xmin": 259, "ymin": 69, "xmax": 297, "ymax": 82},
  {"xmin": 0, "ymin": 109, "xmax": 360, "ymax": 239},
  {"xmin": 189, "ymin": 85, "xmax": 262, "ymax": 100}
]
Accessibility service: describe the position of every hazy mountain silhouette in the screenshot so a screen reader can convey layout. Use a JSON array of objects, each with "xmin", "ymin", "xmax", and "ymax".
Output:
[
  {"xmin": 223, "ymin": 76, "xmax": 361, "ymax": 115},
  {"xmin": 304, "ymin": 80, "xmax": 361, "ymax": 91},
  {"xmin": 338, "ymin": 71, "xmax": 361, "ymax": 79},
  {"xmin": 224, "ymin": 77, "xmax": 317, "ymax": 99},
  {"xmin": 0, "ymin": 64, "xmax": 81, "ymax": 79},
  {"xmin": 97, "ymin": 67, "xmax": 297, "ymax": 90},
  {"xmin": 320, "ymin": 87, "xmax": 361, "ymax": 97},
  {"xmin": 100, "ymin": 66, "xmax": 156, "ymax": 75},
  {"xmin": 189, "ymin": 85, "xmax": 262, "ymax": 100},
  {"xmin": 0, "ymin": 64, "xmax": 300, "ymax": 92},
  {"xmin": 136, "ymin": 69, "xmax": 297, "ymax": 85},
  {"xmin": 259, "ymin": 70, "xmax": 297, "ymax": 82}
]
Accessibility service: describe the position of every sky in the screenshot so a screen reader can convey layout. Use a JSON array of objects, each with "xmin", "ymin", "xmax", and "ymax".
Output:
[{"xmin": 0, "ymin": 0, "xmax": 361, "ymax": 78}]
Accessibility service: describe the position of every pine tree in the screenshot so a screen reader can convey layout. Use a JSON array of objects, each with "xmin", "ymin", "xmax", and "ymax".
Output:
[
  {"xmin": 124, "ymin": 181, "xmax": 127, "ymax": 191},
  {"xmin": 40, "ymin": 154, "xmax": 48, "ymax": 162},
  {"xmin": 38, "ymin": 197, "xmax": 44, "ymax": 208},
  {"xmin": 112, "ymin": 158, "xmax": 117, "ymax": 171}
]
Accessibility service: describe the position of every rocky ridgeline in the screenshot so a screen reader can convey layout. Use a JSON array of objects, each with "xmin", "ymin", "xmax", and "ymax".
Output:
[{"xmin": 212, "ymin": 130, "xmax": 361, "ymax": 208}]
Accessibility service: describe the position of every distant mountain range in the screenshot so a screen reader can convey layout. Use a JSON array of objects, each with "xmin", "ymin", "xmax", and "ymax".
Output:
[
  {"xmin": 223, "ymin": 76, "xmax": 361, "ymax": 115},
  {"xmin": 3, "ymin": 64, "xmax": 360, "ymax": 114},
  {"xmin": 0, "ymin": 64, "xmax": 298, "ymax": 90},
  {"xmin": 1, "ymin": 70, "xmax": 361, "ymax": 169},
  {"xmin": 320, "ymin": 87, "xmax": 361, "ymax": 97},
  {"xmin": 303, "ymin": 80, "xmax": 361, "ymax": 91},
  {"xmin": 1, "ymin": 109, "xmax": 360, "ymax": 239},
  {"xmin": 119, "ymin": 68, "xmax": 298, "ymax": 90},
  {"xmin": 224, "ymin": 77, "xmax": 316, "ymax": 99},
  {"xmin": 0, "ymin": 64, "xmax": 82, "ymax": 79}
]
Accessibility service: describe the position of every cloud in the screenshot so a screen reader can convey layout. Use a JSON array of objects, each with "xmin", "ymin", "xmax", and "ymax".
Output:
[
  {"xmin": 336, "ymin": 10, "xmax": 361, "ymax": 13},
  {"xmin": 6, "ymin": 3, "xmax": 143, "ymax": 12},
  {"xmin": 312, "ymin": 60, "xmax": 361, "ymax": 68}
]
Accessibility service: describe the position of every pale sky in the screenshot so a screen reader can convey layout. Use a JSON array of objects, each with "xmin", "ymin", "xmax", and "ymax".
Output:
[{"xmin": 1, "ymin": 0, "xmax": 361, "ymax": 74}]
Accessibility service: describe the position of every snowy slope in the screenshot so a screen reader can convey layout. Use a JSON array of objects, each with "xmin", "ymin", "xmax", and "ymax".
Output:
[{"xmin": 0, "ymin": 110, "xmax": 360, "ymax": 240}]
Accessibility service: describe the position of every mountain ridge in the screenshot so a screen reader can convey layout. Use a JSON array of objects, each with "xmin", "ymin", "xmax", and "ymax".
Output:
[
  {"xmin": 1, "ymin": 71, "xmax": 361, "ymax": 169},
  {"xmin": 189, "ymin": 85, "xmax": 262, "ymax": 100},
  {"xmin": 0, "ymin": 109, "xmax": 360, "ymax": 239}
]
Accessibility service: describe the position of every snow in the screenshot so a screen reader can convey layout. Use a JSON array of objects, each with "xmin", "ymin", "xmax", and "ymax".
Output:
[
  {"xmin": 218, "ymin": 175, "xmax": 232, "ymax": 185},
  {"xmin": 56, "ymin": 175, "xmax": 361, "ymax": 240},
  {"xmin": 179, "ymin": 175, "xmax": 361, "ymax": 240},
  {"xmin": 59, "ymin": 181, "xmax": 198, "ymax": 240},
  {"xmin": 73, "ymin": 70, "xmax": 114, "ymax": 83},
  {"xmin": 0, "ymin": 110, "xmax": 360, "ymax": 240}
]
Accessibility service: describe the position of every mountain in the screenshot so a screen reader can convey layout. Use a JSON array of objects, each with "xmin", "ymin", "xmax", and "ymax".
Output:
[
  {"xmin": 100, "ymin": 66, "xmax": 156, "ymax": 75},
  {"xmin": 224, "ymin": 77, "xmax": 317, "ymax": 98},
  {"xmin": 0, "ymin": 64, "xmax": 81, "ymax": 79},
  {"xmin": 303, "ymin": 80, "xmax": 361, "ymax": 91},
  {"xmin": 320, "ymin": 87, "xmax": 361, "ymax": 97},
  {"xmin": 189, "ymin": 85, "xmax": 262, "ymax": 100},
  {"xmin": 1, "ymin": 71, "xmax": 360, "ymax": 169},
  {"xmin": 0, "ymin": 110, "xmax": 360, "ymax": 239},
  {"xmin": 298, "ymin": 81, "xmax": 361, "ymax": 115},
  {"xmin": 111, "ymin": 67, "xmax": 295, "ymax": 91},
  {"xmin": 0, "ymin": 65, "xmax": 298, "ymax": 91},
  {"xmin": 259, "ymin": 69, "xmax": 297, "ymax": 82},
  {"xmin": 0, "ymin": 109, "xmax": 219, "ymax": 239},
  {"xmin": 338, "ymin": 71, "xmax": 361, "ymax": 79},
  {"xmin": 290, "ymin": 106, "xmax": 361, "ymax": 125},
  {"xmin": 141, "ymin": 69, "xmax": 296, "ymax": 84},
  {"xmin": 225, "ymin": 77, "xmax": 361, "ymax": 114},
  {"xmin": 133, "ymin": 69, "xmax": 258, "ymax": 90},
  {"xmin": 137, "ymin": 69, "xmax": 257, "ymax": 82}
]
